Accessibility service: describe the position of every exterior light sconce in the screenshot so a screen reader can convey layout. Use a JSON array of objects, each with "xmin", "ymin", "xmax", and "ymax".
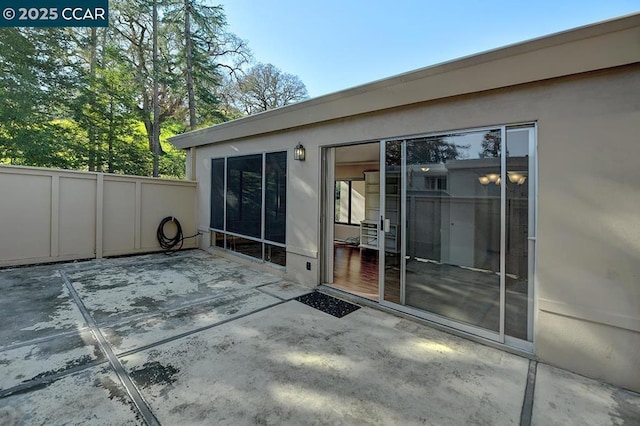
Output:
[
  {"xmin": 420, "ymin": 167, "xmax": 430, "ymax": 172},
  {"xmin": 294, "ymin": 143, "xmax": 305, "ymax": 161}
]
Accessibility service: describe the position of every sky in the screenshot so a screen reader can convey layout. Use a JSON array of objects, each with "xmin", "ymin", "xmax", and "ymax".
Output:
[{"xmin": 216, "ymin": 1, "xmax": 639, "ymax": 98}]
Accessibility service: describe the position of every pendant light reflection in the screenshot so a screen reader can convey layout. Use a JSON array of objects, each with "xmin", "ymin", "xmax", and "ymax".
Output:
[{"xmin": 478, "ymin": 172, "xmax": 527, "ymax": 185}]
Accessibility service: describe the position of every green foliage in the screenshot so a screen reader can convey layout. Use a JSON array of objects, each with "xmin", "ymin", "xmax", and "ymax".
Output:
[
  {"xmin": 0, "ymin": 2, "xmax": 305, "ymax": 179},
  {"xmin": 0, "ymin": 28, "xmax": 79, "ymax": 168}
]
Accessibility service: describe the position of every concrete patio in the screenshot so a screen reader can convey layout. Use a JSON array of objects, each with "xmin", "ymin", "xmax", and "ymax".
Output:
[{"xmin": 0, "ymin": 250, "xmax": 638, "ymax": 425}]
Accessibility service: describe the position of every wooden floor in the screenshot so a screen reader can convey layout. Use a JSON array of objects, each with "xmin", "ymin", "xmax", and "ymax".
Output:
[
  {"xmin": 330, "ymin": 244, "xmax": 400, "ymax": 303},
  {"xmin": 329, "ymin": 243, "xmax": 528, "ymax": 339}
]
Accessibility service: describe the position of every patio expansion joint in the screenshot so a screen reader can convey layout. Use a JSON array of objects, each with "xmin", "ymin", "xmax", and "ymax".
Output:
[
  {"xmin": 519, "ymin": 359, "xmax": 538, "ymax": 426},
  {"xmin": 116, "ymin": 298, "xmax": 289, "ymax": 359},
  {"xmin": 253, "ymin": 279, "xmax": 289, "ymax": 289},
  {"xmin": 97, "ymin": 285, "xmax": 271, "ymax": 330},
  {"xmin": 254, "ymin": 279, "xmax": 311, "ymax": 301},
  {"xmin": 56, "ymin": 249, "xmax": 203, "ymax": 273},
  {"xmin": 59, "ymin": 270, "xmax": 161, "ymax": 426},
  {"xmin": 0, "ymin": 327, "xmax": 92, "ymax": 354},
  {"xmin": 0, "ymin": 359, "xmax": 108, "ymax": 399}
]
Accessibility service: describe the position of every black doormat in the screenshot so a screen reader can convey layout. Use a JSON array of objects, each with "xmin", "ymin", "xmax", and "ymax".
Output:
[{"xmin": 295, "ymin": 292, "xmax": 361, "ymax": 318}]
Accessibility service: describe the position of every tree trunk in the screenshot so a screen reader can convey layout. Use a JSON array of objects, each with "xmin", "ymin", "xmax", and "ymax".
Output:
[
  {"xmin": 152, "ymin": 0, "xmax": 160, "ymax": 177},
  {"xmin": 108, "ymin": 94, "xmax": 115, "ymax": 174},
  {"xmin": 99, "ymin": 28, "xmax": 114, "ymax": 174},
  {"xmin": 185, "ymin": 0, "xmax": 196, "ymax": 130},
  {"xmin": 88, "ymin": 27, "xmax": 98, "ymax": 171}
]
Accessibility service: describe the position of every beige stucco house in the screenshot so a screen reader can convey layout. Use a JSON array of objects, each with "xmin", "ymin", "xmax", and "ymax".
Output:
[{"xmin": 170, "ymin": 13, "xmax": 640, "ymax": 392}]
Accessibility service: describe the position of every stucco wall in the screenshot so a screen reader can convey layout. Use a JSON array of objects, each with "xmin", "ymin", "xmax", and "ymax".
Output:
[
  {"xmin": 0, "ymin": 166, "xmax": 197, "ymax": 267},
  {"xmin": 194, "ymin": 64, "xmax": 640, "ymax": 391}
]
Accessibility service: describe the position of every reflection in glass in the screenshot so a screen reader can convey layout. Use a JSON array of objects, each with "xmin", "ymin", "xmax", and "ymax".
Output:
[
  {"xmin": 265, "ymin": 244, "xmax": 286, "ymax": 266},
  {"xmin": 265, "ymin": 152, "xmax": 287, "ymax": 244},
  {"xmin": 227, "ymin": 235, "xmax": 262, "ymax": 260},
  {"xmin": 404, "ymin": 129, "xmax": 502, "ymax": 332},
  {"xmin": 226, "ymin": 155, "xmax": 263, "ymax": 238},
  {"xmin": 210, "ymin": 158, "xmax": 225, "ymax": 229},
  {"xmin": 505, "ymin": 128, "xmax": 531, "ymax": 340},
  {"xmin": 214, "ymin": 231, "xmax": 225, "ymax": 248},
  {"xmin": 383, "ymin": 140, "xmax": 402, "ymax": 304}
]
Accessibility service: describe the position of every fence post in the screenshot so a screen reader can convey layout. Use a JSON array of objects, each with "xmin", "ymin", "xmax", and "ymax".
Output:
[
  {"xmin": 135, "ymin": 180, "xmax": 142, "ymax": 250},
  {"xmin": 96, "ymin": 173, "xmax": 104, "ymax": 259},
  {"xmin": 50, "ymin": 174, "xmax": 60, "ymax": 259}
]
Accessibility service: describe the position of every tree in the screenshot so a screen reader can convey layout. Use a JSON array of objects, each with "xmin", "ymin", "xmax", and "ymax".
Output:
[
  {"xmin": 69, "ymin": 24, "xmax": 152, "ymax": 176},
  {"xmin": 229, "ymin": 63, "xmax": 308, "ymax": 115},
  {"xmin": 112, "ymin": 0, "xmax": 250, "ymax": 164},
  {"xmin": 1, "ymin": 2, "xmax": 305, "ymax": 179},
  {"xmin": 152, "ymin": 0, "xmax": 160, "ymax": 176},
  {"xmin": 0, "ymin": 28, "xmax": 80, "ymax": 168},
  {"xmin": 163, "ymin": 0, "xmax": 251, "ymax": 128},
  {"xmin": 479, "ymin": 130, "xmax": 501, "ymax": 158}
]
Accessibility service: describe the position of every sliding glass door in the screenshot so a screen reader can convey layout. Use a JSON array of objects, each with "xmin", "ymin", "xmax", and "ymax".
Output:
[{"xmin": 379, "ymin": 125, "xmax": 535, "ymax": 345}]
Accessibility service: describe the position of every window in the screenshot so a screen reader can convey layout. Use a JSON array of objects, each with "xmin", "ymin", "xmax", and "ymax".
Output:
[
  {"xmin": 265, "ymin": 152, "xmax": 287, "ymax": 244},
  {"xmin": 210, "ymin": 158, "xmax": 225, "ymax": 230},
  {"xmin": 210, "ymin": 152, "xmax": 287, "ymax": 266},
  {"xmin": 226, "ymin": 155, "xmax": 262, "ymax": 238},
  {"xmin": 424, "ymin": 176, "xmax": 447, "ymax": 191},
  {"xmin": 334, "ymin": 179, "xmax": 365, "ymax": 225}
]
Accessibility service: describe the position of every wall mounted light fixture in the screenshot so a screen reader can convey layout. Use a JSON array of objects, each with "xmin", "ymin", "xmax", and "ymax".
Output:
[{"xmin": 294, "ymin": 143, "xmax": 305, "ymax": 161}]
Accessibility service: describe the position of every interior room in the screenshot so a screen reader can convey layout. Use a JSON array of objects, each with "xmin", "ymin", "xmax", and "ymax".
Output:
[{"xmin": 330, "ymin": 142, "xmax": 384, "ymax": 300}]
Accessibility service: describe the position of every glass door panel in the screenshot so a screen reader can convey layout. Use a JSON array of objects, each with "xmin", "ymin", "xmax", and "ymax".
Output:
[
  {"xmin": 382, "ymin": 140, "xmax": 402, "ymax": 304},
  {"xmin": 403, "ymin": 129, "xmax": 502, "ymax": 332},
  {"xmin": 505, "ymin": 126, "xmax": 534, "ymax": 341},
  {"xmin": 376, "ymin": 125, "xmax": 535, "ymax": 344}
]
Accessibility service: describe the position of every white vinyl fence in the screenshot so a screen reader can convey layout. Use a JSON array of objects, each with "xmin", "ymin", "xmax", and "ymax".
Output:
[{"xmin": 0, "ymin": 165, "xmax": 197, "ymax": 267}]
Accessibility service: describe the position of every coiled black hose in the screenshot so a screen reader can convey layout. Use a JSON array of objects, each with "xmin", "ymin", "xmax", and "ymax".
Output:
[
  {"xmin": 157, "ymin": 217, "xmax": 202, "ymax": 253},
  {"xmin": 157, "ymin": 216, "xmax": 184, "ymax": 252},
  {"xmin": 158, "ymin": 216, "xmax": 204, "ymax": 254}
]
